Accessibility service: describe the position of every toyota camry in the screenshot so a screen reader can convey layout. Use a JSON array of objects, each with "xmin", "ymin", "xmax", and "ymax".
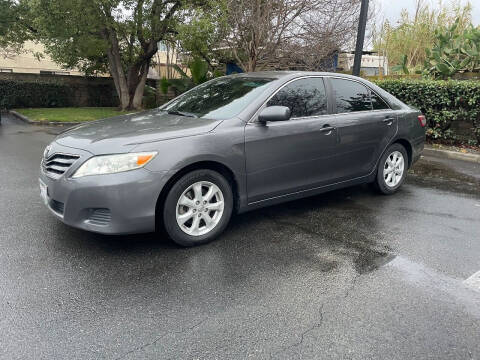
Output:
[{"xmin": 39, "ymin": 72, "xmax": 426, "ymax": 246}]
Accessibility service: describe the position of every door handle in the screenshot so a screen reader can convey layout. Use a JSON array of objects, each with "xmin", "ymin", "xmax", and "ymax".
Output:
[
  {"xmin": 382, "ymin": 117, "xmax": 395, "ymax": 125},
  {"xmin": 319, "ymin": 125, "xmax": 335, "ymax": 134}
]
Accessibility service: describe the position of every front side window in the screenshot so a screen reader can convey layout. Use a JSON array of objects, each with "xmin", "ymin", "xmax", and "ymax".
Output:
[
  {"xmin": 164, "ymin": 76, "xmax": 275, "ymax": 120},
  {"xmin": 267, "ymin": 78, "xmax": 327, "ymax": 118},
  {"xmin": 330, "ymin": 78, "xmax": 372, "ymax": 113}
]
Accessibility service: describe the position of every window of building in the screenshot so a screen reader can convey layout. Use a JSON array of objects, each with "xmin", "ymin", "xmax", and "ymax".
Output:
[
  {"xmin": 0, "ymin": 68, "xmax": 13, "ymax": 73},
  {"xmin": 40, "ymin": 70, "xmax": 70, "ymax": 75}
]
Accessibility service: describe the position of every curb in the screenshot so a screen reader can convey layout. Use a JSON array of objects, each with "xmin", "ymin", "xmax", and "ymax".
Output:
[
  {"xmin": 9, "ymin": 110, "xmax": 82, "ymax": 126},
  {"xmin": 424, "ymin": 145, "xmax": 480, "ymax": 164}
]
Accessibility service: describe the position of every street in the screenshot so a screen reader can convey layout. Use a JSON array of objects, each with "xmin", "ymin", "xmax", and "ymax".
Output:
[{"xmin": 1, "ymin": 115, "xmax": 479, "ymax": 359}]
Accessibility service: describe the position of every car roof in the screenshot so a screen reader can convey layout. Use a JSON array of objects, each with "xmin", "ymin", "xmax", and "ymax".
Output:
[{"xmin": 230, "ymin": 71, "xmax": 362, "ymax": 81}]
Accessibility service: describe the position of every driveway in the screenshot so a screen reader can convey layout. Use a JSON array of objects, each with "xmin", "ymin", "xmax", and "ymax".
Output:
[{"xmin": 1, "ymin": 115, "xmax": 479, "ymax": 359}]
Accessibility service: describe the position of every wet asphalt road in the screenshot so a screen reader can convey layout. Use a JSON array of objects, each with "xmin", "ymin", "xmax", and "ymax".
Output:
[{"xmin": 1, "ymin": 115, "xmax": 480, "ymax": 360}]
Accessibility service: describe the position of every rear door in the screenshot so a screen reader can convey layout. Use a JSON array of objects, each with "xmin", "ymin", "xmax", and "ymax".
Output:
[
  {"xmin": 326, "ymin": 77, "xmax": 397, "ymax": 181},
  {"xmin": 245, "ymin": 77, "xmax": 338, "ymax": 203}
]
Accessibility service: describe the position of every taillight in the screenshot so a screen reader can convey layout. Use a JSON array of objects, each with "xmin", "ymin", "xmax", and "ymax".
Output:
[{"xmin": 418, "ymin": 115, "xmax": 426, "ymax": 127}]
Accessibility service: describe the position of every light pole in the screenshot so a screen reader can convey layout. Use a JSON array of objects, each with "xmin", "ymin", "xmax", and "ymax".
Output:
[{"xmin": 352, "ymin": 0, "xmax": 369, "ymax": 76}]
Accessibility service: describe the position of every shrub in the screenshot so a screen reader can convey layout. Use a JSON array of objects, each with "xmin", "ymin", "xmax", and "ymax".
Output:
[
  {"xmin": 0, "ymin": 80, "xmax": 72, "ymax": 109},
  {"xmin": 86, "ymin": 83, "xmax": 118, "ymax": 107},
  {"xmin": 373, "ymin": 79, "xmax": 480, "ymax": 145},
  {"xmin": 143, "ymin": 85, "xmax": 158, "ymax": 109}
]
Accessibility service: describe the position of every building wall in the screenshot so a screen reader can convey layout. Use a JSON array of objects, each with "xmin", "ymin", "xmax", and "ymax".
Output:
[
  {"xmin": 0, "ymin": 42, "xmax": 84, "ymax": 75},
  {"xmin": 0, "ymin": 41, "xmax": 183, "ymax": 80},
  {"xmin": 337, "ymin": 53, "xmax": 389, "ymax": 76}
]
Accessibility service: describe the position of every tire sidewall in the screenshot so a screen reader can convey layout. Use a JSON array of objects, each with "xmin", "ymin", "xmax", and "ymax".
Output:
[
  {"xmin": 163, "ymin": 169, "xmax": 233, "ymax": 246},
  {"xmin": 376, "ymin": 144, "xmax": 408, "ymax": 195}
]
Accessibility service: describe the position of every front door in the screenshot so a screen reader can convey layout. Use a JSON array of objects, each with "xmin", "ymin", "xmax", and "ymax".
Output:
[{"xmin": 245, "ymin": 77, "xmax": 338, "ymax": 204}]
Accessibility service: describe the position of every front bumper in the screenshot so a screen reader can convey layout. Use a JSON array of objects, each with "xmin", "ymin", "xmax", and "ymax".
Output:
[{"xmin": 39, "ymin": 158, "xmax": 170, "ymax": 235}]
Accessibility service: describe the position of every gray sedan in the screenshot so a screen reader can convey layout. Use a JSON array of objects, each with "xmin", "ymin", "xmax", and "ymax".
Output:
[{"xmin": 39, "ymin": 72, "xmax": 426, "ymax": 246}]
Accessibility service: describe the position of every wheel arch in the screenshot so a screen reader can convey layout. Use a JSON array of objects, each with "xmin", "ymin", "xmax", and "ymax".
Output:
[
  {"xmin": 392, "ymin": 138, "xmax": 413, "ymax": 168},
  {"xmin": 155, "ymin": 161, "xmax": 240, "ymax": 231}
]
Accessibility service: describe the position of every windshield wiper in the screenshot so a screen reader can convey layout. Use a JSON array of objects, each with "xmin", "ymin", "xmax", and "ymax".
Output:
[{"xmin": 167, "ymin": 110, "xmax": 198, "ymax": 118}]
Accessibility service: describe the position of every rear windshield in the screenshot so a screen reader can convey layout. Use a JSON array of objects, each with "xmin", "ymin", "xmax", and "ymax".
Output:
[{"xmin": 163, "ymin": 77, "xmax": 274, "ymax": 120}]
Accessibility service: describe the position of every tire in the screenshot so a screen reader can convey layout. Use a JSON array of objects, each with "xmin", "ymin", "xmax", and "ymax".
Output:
[
  {"xmin": 163, "ymin": 169, "xmax": 233, "ymax": 246},
  {"xmin": 374, "ymin": 143, "xmax": 408, "ymax": 195}
]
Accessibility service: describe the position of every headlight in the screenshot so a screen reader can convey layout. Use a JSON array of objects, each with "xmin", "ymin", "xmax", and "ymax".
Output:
[{"xmin": 72, "ymin": 152, "xmax": 157, "ymax": 178}]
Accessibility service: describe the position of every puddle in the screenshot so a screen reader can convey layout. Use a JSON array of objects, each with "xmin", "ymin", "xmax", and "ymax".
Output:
[{"xmin": 233, "ymin": 187, "xmax": 396, "ymax": 276}]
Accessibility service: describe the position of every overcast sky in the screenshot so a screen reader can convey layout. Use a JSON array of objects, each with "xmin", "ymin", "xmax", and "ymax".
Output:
[{"xmin": 375, "ymin": 0, "xmax": 480, "ymax": 26}]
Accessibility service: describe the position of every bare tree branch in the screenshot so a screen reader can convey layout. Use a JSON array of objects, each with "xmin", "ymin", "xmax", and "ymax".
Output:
[{"xmin": 224, "ymin": 0, "xmax": 363, "ymax": 72}]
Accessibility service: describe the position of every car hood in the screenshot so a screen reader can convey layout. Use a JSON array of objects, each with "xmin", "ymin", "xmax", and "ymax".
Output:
[{"xmin": 55, "ymin": 109, "xmax": 223, "ymax": 154}]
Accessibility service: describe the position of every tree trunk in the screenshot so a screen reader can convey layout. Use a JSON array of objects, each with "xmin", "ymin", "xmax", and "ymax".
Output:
[
  {"xmin": 102, "ymin": 20, "xmax": 161, "ymax": 111},
  {"xmin": 103, "ymin": 29, "xmax": 131, "ymax": 110},
  {"xmin": 107, "ymin": 58, "xmax": 150, "ymax": 111},
  {"xmin": 131, "ymin": 61, "xmax": 150, "ymax": 109},
  {"xmin": 108, "ymin": 54, "xmax": 130, "ymax": 110}
]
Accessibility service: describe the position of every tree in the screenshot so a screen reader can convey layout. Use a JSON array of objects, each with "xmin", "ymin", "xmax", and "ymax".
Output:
[
  {"xmin": 218, "ymin": 0, "xmax": 363, "ymax": 72},
  {"xmin": 0, "ymin": 0, "xmax": 208, "ymax": 110},
  {"xmin": 176, "ymin": 1, "xmax": 229, "ymax": 71},
  {"xmin": 0, "ymin": 0, "xmax": 34, "ymax": 58},
  {"xmin": 282, "ymin": 0, "xmax": 362, "ymax": 70},
  {"xmin": 373, "ymin": 0, "xmax": 473, "ymax": 72},
  {"xmin": 223, "ymin": 0, "xmax": 312, "ymax": 72}
]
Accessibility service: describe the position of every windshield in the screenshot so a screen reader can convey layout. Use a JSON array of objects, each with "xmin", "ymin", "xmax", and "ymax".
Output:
[{"xmin": 163, "ymin": 76, "xmax": 275, "ymax": 120}]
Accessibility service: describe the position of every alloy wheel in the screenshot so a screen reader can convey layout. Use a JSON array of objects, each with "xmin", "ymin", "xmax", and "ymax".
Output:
[
  {"xmin": 175, "ymin": 181, "xmax": 225, "ymax": 236},
  {"xmin": 383, "ymin": 151, "xmax": 405, "ymax": 188}
]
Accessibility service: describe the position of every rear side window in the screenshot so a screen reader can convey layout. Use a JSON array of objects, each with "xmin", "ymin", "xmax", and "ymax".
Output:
[
  {"xmin": 330, "ymin": 78, "xmax": 372, "ymax": 113},
  {"xmin": 371, "ymin": 91, "xmax": 390, "ymax": 110},
  {"xmin": 267, "ymin": 77, "xmax": 327, "ymax": 118}
]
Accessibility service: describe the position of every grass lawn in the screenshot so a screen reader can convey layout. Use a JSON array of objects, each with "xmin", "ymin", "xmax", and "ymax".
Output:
[{"xmin": 14, "ymin": 107, "xmax": 138, "ymax": 122}]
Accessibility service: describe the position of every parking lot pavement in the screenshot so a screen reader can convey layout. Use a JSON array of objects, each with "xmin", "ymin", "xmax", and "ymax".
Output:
[{"xmin": 1, "ymin": 115, "xmax": 479, "ymax": 360}]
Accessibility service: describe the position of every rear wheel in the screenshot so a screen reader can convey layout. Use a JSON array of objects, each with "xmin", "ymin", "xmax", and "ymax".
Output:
[
  {"xmin": 163, "ymin": 169, "xmax": 233, "ymax": 246},
  {"xmin": 374, "ymin": 143, "xmax": 408, "ymax": 195}
]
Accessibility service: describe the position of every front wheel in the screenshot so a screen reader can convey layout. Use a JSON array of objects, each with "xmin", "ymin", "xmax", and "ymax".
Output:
[
  {"xmin": 163, "ymin": 169, "xmax": 233, "ymax": 246},
  {"xmin": 374, "ymin": 143, "xmax": 408, "ymax": 195}
]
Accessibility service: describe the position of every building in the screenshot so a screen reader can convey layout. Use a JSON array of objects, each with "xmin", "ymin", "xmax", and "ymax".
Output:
[
  {"xmin": 337, "ymin": 51, "xmax": 389, "ymax": 76},
  {"xmin": 0, "ymin": 41, "xmax": 183, "ymax": 79},
  {"xmin": 0, "ymin": 42, "xmax": 84, "ymax": 75}
]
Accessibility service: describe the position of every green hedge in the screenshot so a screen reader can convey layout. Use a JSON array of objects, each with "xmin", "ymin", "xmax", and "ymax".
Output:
[
  {"xmin": 0, "ymin": 80, "xmax": 72, "ymax": 109},
  {"xmin": 86, "ymin": 83, "xmax": 119, "ymax": 107},
  {"xmin": 0, "ymin": 79, "xmax": 119, "ymax": 108},
  {"xmin": 373, "ymin": 79, "xmax": 480, "ymax": 145}
]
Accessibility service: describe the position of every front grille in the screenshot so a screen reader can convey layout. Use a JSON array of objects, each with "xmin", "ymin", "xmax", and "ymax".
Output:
[
  {"xmin": 42, "ymin": 153, "xmax": 80, "ymax": 179},
  {"xmin": 49, "ymin": 199, "xmax": 65, "ymax": 215},
  {"xmin": 87, "ymin": 209, "xmax": 111, "ymax": 226}
]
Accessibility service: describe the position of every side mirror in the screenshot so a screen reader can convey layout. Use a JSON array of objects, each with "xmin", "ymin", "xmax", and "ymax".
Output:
[{"xmin": 258, "ymin": 106, "xmax": 291, "ymax": 123}]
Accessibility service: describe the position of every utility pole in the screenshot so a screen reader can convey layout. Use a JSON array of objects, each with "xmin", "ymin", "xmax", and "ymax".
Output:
[{"xmin": 352, "ymin": 0, "xmax": 369, "ymax": 76}]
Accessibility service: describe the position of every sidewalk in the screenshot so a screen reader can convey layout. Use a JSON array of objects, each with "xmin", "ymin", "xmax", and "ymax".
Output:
[
  {"xmin": 420, "ymin": 149, "xmax": 480, "ymax": 181},
  {"xmin": 424, "ymin": 144, "xmax": 480, "ymax": 164}
]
